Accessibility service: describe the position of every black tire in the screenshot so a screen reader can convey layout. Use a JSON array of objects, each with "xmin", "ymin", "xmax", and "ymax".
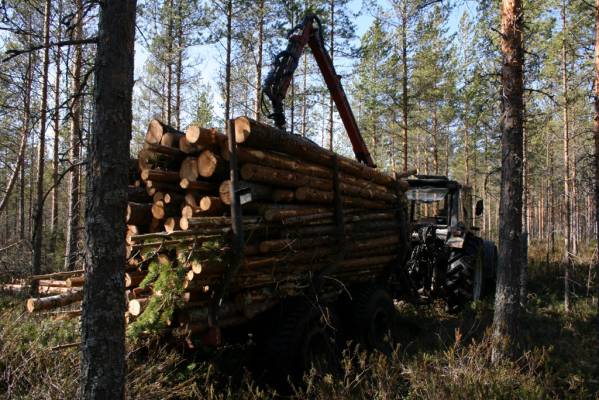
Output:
[
  {"xmin": 351, "ymin": 286, "xmax": 395, "ymax": 354},
  {"xmin": 445, "ymin": 235, "xmax": 484, "ymax": 312},
  {"xmin": 261, "ymin": 300, "xmax": 339, "ymax": 381}
]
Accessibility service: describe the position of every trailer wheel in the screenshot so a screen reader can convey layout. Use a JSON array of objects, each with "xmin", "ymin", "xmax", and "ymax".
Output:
[
  {"xmin": 262, "ymin": 300, "xmax": 339, "ymax": 381},
  {"xmin": 445, "ymin": 236, "xmax": 484, "ymax": 313},
  {"xmin": 351, "ymin": 287, "xmax": 395, "ymax": 354}
]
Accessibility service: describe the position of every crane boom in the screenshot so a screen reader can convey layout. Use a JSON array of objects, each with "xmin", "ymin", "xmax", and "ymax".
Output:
[{"xmin": 261, "ymin": 14, "xmax": 376, "ymax": 168}]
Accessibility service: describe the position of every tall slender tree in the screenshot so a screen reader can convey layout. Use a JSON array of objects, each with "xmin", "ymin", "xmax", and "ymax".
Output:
[
  {"xmin": 31, "ymin": 0, "xmax": 52, "ymax": 293},
  {"xmin": 80, "ymin": 0, "xmax": 136, "ymax": 396},
  {"xmin": 492, "ymin": 0, "xmax": 524, "ymax": 362},
  {"xmin": 64, "ymin": 0, "xmax": 84, "ymax": 271}
]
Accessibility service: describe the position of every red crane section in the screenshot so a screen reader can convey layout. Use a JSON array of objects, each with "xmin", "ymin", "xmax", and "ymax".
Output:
[{"xmin": 261, "ymin": 14, "xmax": 376, "ymax": 168}]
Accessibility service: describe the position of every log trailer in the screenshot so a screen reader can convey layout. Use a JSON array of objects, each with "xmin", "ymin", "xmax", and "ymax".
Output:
[{"xmin": 24, "ymin": 13, "xmax": 497, "ymax": 381}]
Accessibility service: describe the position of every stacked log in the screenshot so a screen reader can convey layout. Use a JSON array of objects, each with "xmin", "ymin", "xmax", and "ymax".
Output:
[{"xmin": 24, "ymin": 116, "xmax": 411, "ymax": 345}]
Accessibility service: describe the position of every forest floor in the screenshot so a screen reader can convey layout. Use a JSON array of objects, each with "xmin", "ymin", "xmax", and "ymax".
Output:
[{"xmin": 0, "ymin": 246, "xmax": 597, "ymax": 399}]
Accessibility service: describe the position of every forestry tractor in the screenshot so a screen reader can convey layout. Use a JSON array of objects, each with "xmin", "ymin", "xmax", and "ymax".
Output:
[
  {"xmin": 250, "ymin": 12, "xmax": 498, "ymax": 377},
  {"xmin": 405, "ymin": 175, "xmax": 497, "ymax": 312}
]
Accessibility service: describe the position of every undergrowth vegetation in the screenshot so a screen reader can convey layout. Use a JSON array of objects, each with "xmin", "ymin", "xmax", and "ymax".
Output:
[{"xmin": 0, "ymin": 247, "xmax": 597, "ymax": 399}]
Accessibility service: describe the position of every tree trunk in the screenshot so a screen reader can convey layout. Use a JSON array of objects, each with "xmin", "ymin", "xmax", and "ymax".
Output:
[
  {"xmin": 327, "ymin": 0, "xmax": 335, "ymax": 150},
  {"xmin": 31, "ymin": 0, "xmax": 52, "ymax": 294},
  {"xmin": 401, "ymin": 0, "xmax": 409, "ymax": 172},
  {"xmin": 301, "ymin": 52, "xmax": 308, "ymax": 137},
  {"xmin": 80, "ymin": 1, "xmax": 136, "ymax": 397},
  {"xmin": 255, "ymin": 0, "xmax": 264, "ymax": 121},
  {"xmin": 166, "ymin": 0, "xmax": 173, "ymax": 125},
  {"xmin": 175, "ymin": 0, "xmax": 183, "ymax": 130},
  {"xmin": 561, "ymin": 1, "xmax": 572, "ymax": 313},
  {"xmin": 64, "ymin": 0, "xmax": 83, "ymax": 271},
  {"xmin": 50, "ymin": 0, "xmax": 63, "ymax": 253},
  {"xmin": 224, "ymin": 0, "xmax": 232, "ymax": 123},
  {"xmin": 492, "ymin": 0, "xmax": 524, "ymax": 362},
  {"xmin": 593, "ymin": 0, "xmax": 599, "ymax": 355}
]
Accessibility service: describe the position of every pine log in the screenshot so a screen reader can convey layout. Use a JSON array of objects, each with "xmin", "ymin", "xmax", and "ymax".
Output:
[
  {"xmin": 138, "ymin": 149, "xmax": 181, "ymax": 171},
  {"xmin": 263, "ymin": 207, "xmax": 332, "ymax": 222},
  {"xmin": 179, "ymin": 157, "xmax": 199, "ymax": 181},
  {"xmin": 128, "ymin": 298, "xmax": 149, "ymax": 316},
  {"xmin": 145, "ymin": 181, "xmax": 182, "ymax": 196},
  {"xmin": 233, "ymin": 116, "xmax": 396, "ymax": 186},
  {"xmin": 126, "ymin": 202, "xmax": 153, "ymax": 225},
  {"xmin": 141, "ymin": 169, "xmax": 181, "ymax": 184},
  {"xmin": 199, "ymin": 196, "xmax": 225, "ymax": 213},
  {"xmin": 66, "ymin": 276, "xmax": 84, "ymax": 287},
  {"xmin": 179, "ymin": 136, "xmax": 204, "ymax": 155},
  {"xmin": 125, "ymin": 271, "xmax": 147, "ymax": 288},
  {"xmin": 240, "ymin": 163, "xmax": 330, "ymax": 190},
  {"xmin": 152, "ymin": 192, "xmax": 165, "ymax": 205},
  {"xmin": 144, "ymin": 143, "xmax": 185, "ymax": 159},
  {"xmin": 164, "ymin": 217, "xmax": 181, "ymax": 233},
  {"xmin": 26, "ymin": 290, "xmax": 83, "ymax": 312},
  {"xmin": 185, "ymin": 125, "xmax": 225, "ymax": 146},
  {"xmin": 294, "ymin": 187, "xmax": 388, "ymax": 209},
  {"xmin": 38, "ymin": 279, "xmax": 68, "ymax": 287},
  {"xmin": 219, "ymin": 180, "xmax": 292, "ymax": 205},
  {"xmin": 198, "ymin": 149, "xmax": 228, "ymax": 179},
  {"xmin": 226, "ymin": 145, "xmax": 395, "ymax": 195},
  {"xmin": 179, "ymin": 178, "xmax": 217, "ymax": 192},
  {"xmin": 128, "ymin": 185, "xmax": 152, "ymax": 203},
  {"xmin": 151, "ymin": 202, "xmax": 180, "ymax": 220},
  {"xmin": 145, "ymin": 119, "xmax": 184, "ymax": 145},
  {"xmin": 30, "ymin": 269, "xmax": 84, "ymax": 281},
  {"xmin": 160, "ymin": 131, "xmax": 184, "ymax": 148}
]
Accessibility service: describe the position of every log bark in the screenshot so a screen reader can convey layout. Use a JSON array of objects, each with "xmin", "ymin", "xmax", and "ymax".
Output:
[
  {"xmin": 219, "ymin": 180, "xmax": 292, "ymax": 205},
  {"xmin": 26, "ymin": 290, "xmax": 83, "ymax": 312},
  {"xmin": 179, "ymin": 179, "xmax": 217, "ymax": 192},
  {"xmin": 294, "ymin": 187, "xmax": 388, "ymax": 209},
  {"xmin": 126, "ymin": 202, "xmax": 152, "ymax": 225},
  {"xmin": 141, "ymin": 169, "xmax": 181, "ymax": 184},
  {"xmin": 234, "ymin": 116, "xmax": 396, "ymax": 186},
  {"xmin": 185, "ymin": 125, "xmax": 225, "ymax": 146},
  {"xmin": 151, "ymin": 202, "xmax": 179, "ymax": 220},
  {"xmin": 66, "ymin": 276, "xmax": 84, "ymax": 287}
]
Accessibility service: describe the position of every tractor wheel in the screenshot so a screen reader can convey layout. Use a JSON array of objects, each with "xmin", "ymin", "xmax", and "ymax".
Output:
[
  {"xmin": 261, "ymin": 300, "xmax": 339, "ymax": 381},
  {"xmin": 445, "ymin": 236, "xmax": 484, "ymax": 313},
  {"xmin": 351, "ymin": 286, "xmax": 395, "ymax": 354}
]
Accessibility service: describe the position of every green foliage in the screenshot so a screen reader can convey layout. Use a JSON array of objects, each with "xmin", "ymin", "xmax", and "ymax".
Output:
[{"xmin": 127, "ymin": 259, "xmax": 187, "ymax": 338}]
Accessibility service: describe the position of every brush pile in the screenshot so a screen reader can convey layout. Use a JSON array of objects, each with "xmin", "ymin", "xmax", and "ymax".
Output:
[{"xmin": 25, "ymin": 116, "xmax": 410, "ymax": 343}]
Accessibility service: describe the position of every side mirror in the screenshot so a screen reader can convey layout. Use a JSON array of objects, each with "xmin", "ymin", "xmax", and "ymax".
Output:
[{"xmin": 475, "ymin": 199, "xmax": 484, "ymax": 216}]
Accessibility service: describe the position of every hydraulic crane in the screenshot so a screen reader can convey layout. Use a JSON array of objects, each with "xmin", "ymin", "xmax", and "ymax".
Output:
[{"xmin": 261, "ymin": 14, "xmax": 376, "ymax": 168}]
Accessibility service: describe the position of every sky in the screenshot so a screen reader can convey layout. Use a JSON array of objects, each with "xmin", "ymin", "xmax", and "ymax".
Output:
[{"xmin": 132, "ymin": 0, "xmax": 475, "ymax": 123}]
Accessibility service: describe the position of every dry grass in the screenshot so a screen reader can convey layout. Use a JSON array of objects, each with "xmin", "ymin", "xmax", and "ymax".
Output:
[{"xmin": 0, "ymin": 243, "xmax": 597, "ymax": 399}]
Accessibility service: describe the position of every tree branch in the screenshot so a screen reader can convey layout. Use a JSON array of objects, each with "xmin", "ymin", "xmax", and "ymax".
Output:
[{"xmin": 2, "ymin": 37, "xmax": 97, "ymax": 62}]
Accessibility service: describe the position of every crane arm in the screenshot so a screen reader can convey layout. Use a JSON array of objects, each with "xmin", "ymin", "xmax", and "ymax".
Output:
[{"xmin": 261, "ymin": 14, "xmax": 375, "ymax": 168}]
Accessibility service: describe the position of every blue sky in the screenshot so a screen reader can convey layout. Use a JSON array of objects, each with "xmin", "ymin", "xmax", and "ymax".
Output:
[{"xmin": 133, "ymin": 0, "xmax": 474, "ymax": 122}]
